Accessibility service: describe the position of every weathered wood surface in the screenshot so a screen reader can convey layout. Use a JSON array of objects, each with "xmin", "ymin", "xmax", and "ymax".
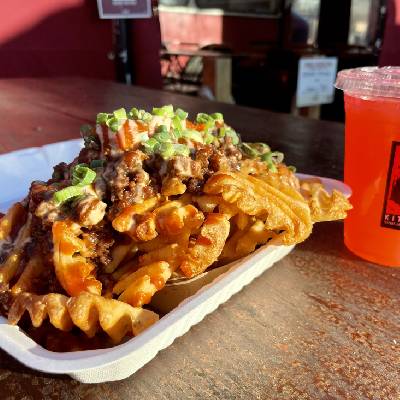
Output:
[{"xmin": 0, "ymin": 78, "xmax": 398, "ymax": 400}]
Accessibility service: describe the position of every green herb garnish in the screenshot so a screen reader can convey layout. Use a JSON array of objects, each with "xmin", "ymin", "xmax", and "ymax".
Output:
[
  {"xmin": 72, "ymin": 164, "xmax": 97, "ymax": 187},
  {"xmin": 53, "ymin": 186, "xmax": 84, "ymax": 205}
]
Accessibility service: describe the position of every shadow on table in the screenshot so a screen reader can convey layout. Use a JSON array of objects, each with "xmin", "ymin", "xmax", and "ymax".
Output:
[{"xmin": 0, "ymin": 349, "xmax": 71, "ymax": 381}]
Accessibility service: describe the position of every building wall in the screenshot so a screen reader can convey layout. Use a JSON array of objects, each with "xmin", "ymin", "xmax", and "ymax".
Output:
[{"xmin": 0, "ymin": 0, "xmax": 163, "ymax": 88}]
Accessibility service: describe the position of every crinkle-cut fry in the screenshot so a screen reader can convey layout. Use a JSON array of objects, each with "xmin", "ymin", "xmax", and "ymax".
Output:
[
  {"xmin": 180, "ymin": 213, "xmax": 230, "ymax": 278},
  {"xmin": 139, "ymin": 243, "xmax": 186, "ymax": 270},
  {"xmin": 0, "ymin": 202, "xmax": 26, "ymax": 240},
  {"xmin": 114, "ymin": 261, "xmax": 171, "ymax": 294},
  {"xmin": 11, "ymin": 254, "xmax": 45, "ymax": 295},
  {"xmin": 104, "ymin": 243, "xmax": 137, "ymax": 274},
  {"xmin": 112, "ymin": 196, "xmax": 160, "ymax": 233},
  {"xmin": 9, "ymin": 292, "xmax": 159, "ymax": 343},
  {"xmin": 8, "ymin": 292, "xmax": 73, "ymax": 331},
  {"xmin": 0, "ymin": 216, "xmax": 31, "ymax": 284},
  {"xmin": 221, "ymin": 220, "xmax": 275, "ymax": 262},
  {"xmin": 115, "ymin": 261, "xmax": 172, "ymax": 307},
  {"xmin": 53, "ymin": 220, "xmax": 102, "ymax": 297},
  {"xmin": 67, "ymin": 292, "xmax": 158, "ymax": 343},
  {"xmin": 300, "ymin": 181, "xmax": 352, "ymax": 222},
  {"xmin": 204, "ymin": 172, "xmax": 312, "ymax": 245}
]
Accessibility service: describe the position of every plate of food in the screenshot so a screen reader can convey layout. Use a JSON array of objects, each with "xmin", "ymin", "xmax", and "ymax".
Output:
[{"xmin": 0, "ymin": 105, "xmax": 352, "ymax": 383}]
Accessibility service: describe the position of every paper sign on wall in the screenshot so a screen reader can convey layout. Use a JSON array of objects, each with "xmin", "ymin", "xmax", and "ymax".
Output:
[
  {"xmin": 296, "ymin": 57, "xmax": 338, "ymax": 108},
  {"xmin": 97, "ymin": 0, "xmax": 152, "ymax": 19}
]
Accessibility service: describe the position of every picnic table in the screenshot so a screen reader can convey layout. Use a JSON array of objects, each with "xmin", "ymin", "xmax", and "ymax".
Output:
[{"xmin": 0, "ymin": 77, "xmax": 398, "ymax": 399}]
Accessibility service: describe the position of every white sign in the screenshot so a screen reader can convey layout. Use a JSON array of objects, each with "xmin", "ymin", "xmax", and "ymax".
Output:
[
  {"xmin": 296, "ymin": 57, "xmax": 338, "ymax": 108},
  {"xmin": 97, "ymin": 0, "xmax": 152, "ymax": 19}
]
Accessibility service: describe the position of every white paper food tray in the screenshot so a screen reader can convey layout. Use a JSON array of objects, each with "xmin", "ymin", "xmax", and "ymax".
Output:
[{"xmin": 0, "ymin": 140, "xmax": 350, "ymax": 383}]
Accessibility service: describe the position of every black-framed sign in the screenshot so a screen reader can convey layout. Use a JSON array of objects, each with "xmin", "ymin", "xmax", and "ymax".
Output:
[{"xmin": 97, "ymin": 0, "xmax": 152, "ymax": 19}]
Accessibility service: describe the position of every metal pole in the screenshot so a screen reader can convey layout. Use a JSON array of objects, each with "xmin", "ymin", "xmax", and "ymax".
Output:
[{"xmin": 113, "ymin": 19, "xmax": 133, "ymax": 84}]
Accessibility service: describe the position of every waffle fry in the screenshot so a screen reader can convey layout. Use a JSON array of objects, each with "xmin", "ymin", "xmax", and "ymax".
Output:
[
  {"xmin": 0, "ymin": 202, "xmax": 26, "ymax": 241},
  {"xmin": 204, "ymin": 172, "xmax": 313, "ymax": 245},
  {"xmin": 221, "ymin": 219, "xmax": 275, "ymax": 262},
  {"xmin": 0, "ymin": 215, "xmax": 31, "ymax": 284},
  {"xmin": 53, "ymin": 220, "xmax": 102, "ymax": 296},
  {"xmin": 180, "ymin": 213, "xmax": 230, "ymax": 278},
  {"xmin": 9, "ymin": 292, "xmax": 158, "ymax": 343},
  {"xmin": 9, "ymin": 292, "xmax": 73, "ymax": 331},
  {"xmin": 11, "ymin": 254, "xmax": 45, "ymax": 295},
  {"xmin": 67, "ymin": 292, "xmax": 158, "ymax": 342},
  {"xmin": 114, "ymin": 261, "xmax": 172, "ymax": 307},
  {"xmin": 300, "ymin": 180, "xmax": 352, "ymax": 222}
]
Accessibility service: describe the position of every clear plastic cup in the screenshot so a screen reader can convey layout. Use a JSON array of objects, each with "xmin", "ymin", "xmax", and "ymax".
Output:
[{"xmin": 336, "ymin": 66, "xmax": 400, "ymax": 266}]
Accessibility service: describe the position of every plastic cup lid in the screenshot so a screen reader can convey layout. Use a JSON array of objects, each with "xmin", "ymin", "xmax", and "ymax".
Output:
[{"xmin": 335, "ymin": 66, "xmax": 400, "ymax": 98}]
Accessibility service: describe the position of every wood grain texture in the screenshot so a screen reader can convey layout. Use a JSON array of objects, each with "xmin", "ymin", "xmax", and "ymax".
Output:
[{"xmin": 0, "ymin": 78, "xmax": 398, "ymax": 399}]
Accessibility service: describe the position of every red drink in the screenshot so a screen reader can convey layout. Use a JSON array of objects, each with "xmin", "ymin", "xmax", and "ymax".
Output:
[{"xmin": 337, "ymin": 67, "xmax": 400, "ymax": 266}]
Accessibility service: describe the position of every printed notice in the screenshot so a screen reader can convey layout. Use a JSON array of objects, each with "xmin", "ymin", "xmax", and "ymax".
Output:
[
  {"xmin": 381, "ymin": 141, "xmax": 400, "ymax": 229},
  {"xmin": 296, "ymin": 57, "xmax": 338, "ymax": 108},
  {"xmin": 97, "ymin": 0, "xmax": 152, "ymax": 19}
]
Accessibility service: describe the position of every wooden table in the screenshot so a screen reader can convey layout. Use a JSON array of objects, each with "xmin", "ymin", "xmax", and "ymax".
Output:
[{"xmin": 0, "ymin": 78, "xmax": 399, "ymax": 399}]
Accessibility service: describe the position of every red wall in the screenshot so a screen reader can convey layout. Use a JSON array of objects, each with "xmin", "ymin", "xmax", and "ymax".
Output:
[
  {"xmin": 380, "ymin": 0, "xmax": 400, "ymax": 66},
  {"xmin": 0, "ymin": 0, "xmax": 115, "ymax": 79},
  {"xmin": 0, "ymin": 0, "xmax": 163, "ymax": 88}
]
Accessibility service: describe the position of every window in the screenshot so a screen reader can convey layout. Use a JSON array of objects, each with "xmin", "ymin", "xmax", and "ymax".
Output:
[
  {"xmin": 291, "ymin": 0, "xmax": 320, "ymax": 45},
  {"xmin": 348, "ymin": 0, "xmax": 380, "ymax": 46}
]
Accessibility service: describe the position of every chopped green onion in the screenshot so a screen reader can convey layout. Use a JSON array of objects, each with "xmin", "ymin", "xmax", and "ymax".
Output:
[
  {"xmin": 106, "ymin": 117, "xmax": 121, "ymax": 132},
  {"xmin": 172, "ymin": 116, "xmax": 183, "ymax": 132},
  {"xmin": 129, "ymin": 107, "xmax": 140, "ymax": 119},
  {"xmin": 155, "ymin": 125, "xmax": 169, "ymax": 134},
  {"xmin": 211, "ymin": 113, "xmax": 224, "ymax": 121},
  {"xmin": 268, "ymin": 163, "xmax": 278, "ymax": 173},
  {"xmin": 175, "ymin": 108, "xmax": 188, "ymax": 120},
  {"xmin": 152, "ymin": 105, "xmax": 174, "ymax": 118},
  {"xmin": 225, "ymin": 129, "xmax": 240, "ymax": 145},
  {"xmin": 173, "ymin": 144, "xmax": 190, "ymax": 157},
  {"xmin": 260, "ymin": 152, "xmax": 272, "ymax": 163},
  {"xmin": 261, "ymin": 152, "xmax": 279, "ymax": 173},
  {"xmin": 113, "ymin": 108, "xmax": 127, "ymax": 120},
  {"xmin": 218, "ymin": 127, "xmax": 226, "ymax": 138},
  {"xmin": 204, "ymin": 118, "xmax": 216, "ymax": 131},
  {"xmin": 196, "ymin": 113, "xmax": 211, "ymax": 124},
  {"xmin": 254, "ymin": 143, "xmax": 271, "ymax": 154},
  {"xmin": 96, "ymin": 113, "xmax": 110, "ymax": 124},
  {"xmin": 204, "ymin": 132, "xmax": 215, "ymax": 144},
  {"xmin": 129, "ymin": 108, "xmax": 152, "ymax": 122},
  {"xmin": 90, "ymin": 159, "xmax": 106, "ymax": 169},
  {"xmin": 72, "ymin": 164, "xmax": 97, "ymax": 187},
  {"xmin": 142, "ymin": 138, "xmax": 160, "ymax": 154},
  {"xmin": 241, "ymin": 143, "xmax": 259, "ymax": 158},
  {"xmin": 159, "ymin": 142, "xmax": 175, "ymax": 159},
  {"xmin": 288, "ymin": 165, "xmax": 297, "ymax": 173},
  {"xmin": 182, "ymin": 130, "xmax": 204, "ymax": 143},
  {"xmin": 271, "ymin": 151, "xmax": 284, "ymax": 164},
  {"xmin": 53, "ymin": 186, "xmax": 84, "ymax": 205},
  {"xmin": 141, "ymin": 111, "xmax": 153, "ymax": 122},
  {"xmin": 153, "ymin": 128, "xmax": 171, "ymax": 143},
  {"xmin": 172, "ymin": 128, "xmax": 183, "ymax": 140}
]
